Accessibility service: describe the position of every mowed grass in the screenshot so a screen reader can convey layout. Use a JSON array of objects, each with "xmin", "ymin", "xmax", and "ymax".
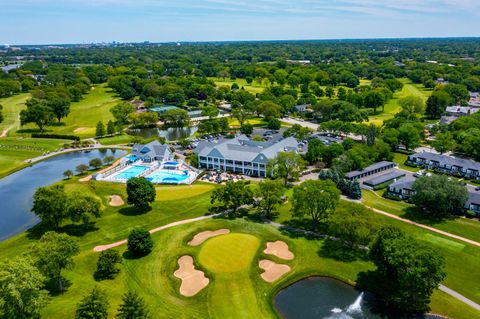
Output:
[
  {"xmin": 362, "ymin": 189, "xmax": 480, "ymax": 243},
  {"xmin": 368, "ymin": 79, "xmax": 432, "ymax": 125},
  {"xmin": 97, "ymin": 133, "xmax": 135, "ymax": 146},
  {"xmin": 209, "ymin": 77, "xmax": 267, "ymax": 94},
  {"xmin": 0, "ymin": 137, "xmax": 69, "ymax": 178},
  {"xmin": 18, "ymin": 84, "xmax": 120, "ymax": 138},
  {"xmin": 0, "ymin": 93, "xmax": 30, "ymax": 136},
  {"xmin": 228, "ymin": 116, "xmax": 266, "ymax": 128},
  {"xmin": 198, "ymin": 233, "xmax": 260, "ymax": 273},
  {"xmin": 0, "ymin": 179, "xmax": 479, "ymax": 319}
]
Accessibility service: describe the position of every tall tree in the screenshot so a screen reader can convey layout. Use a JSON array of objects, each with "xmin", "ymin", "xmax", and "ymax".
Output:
[
  {"xmin": 432, "ymin": 131, "xmax": 455, "ymax": 154},
  {"xmin": 425, "ymin": 91, "xmax": 451, "ymax": 119},
  {"xmin": 291, "ymin": 180, "xmax": 340, "ymax": 228},
  {"xmin": 267, "ymin": 152, "xmax": 305, "ymax": 186},
  {"xmin": 398, "ymin": 123, "xmax": 421, "ymax": 151},
  {"xmin": 411, "ymin": 175, "xmax": 468, "ymax": 218},
  {"xmin": 369, "ymin": 227, "xmax": 445, "ymax": 313},
  {"xmin": 34, "ymin": 232, "xmax": 80, "ymax": 292},
  {"xmin": 0, "ymin": 104, "xmax": 3, "ymax": 124},
  {"xmin": 96, "ymin": 121, "xmax": 105, "ymax": 137},
  {"xmin": 0, "ymin": 256, "xmax": 50, "ymax": 319},
  {"xmin": 116, "ymin": 291, "xmax": 150, "ymax": 319},
  {"xmin": 110, "ymin": 102, "xmax": 135, "ymax": 125},
  {"xmin": 20, "ymin": 99, "xmax": 55, "ymax": 131},
  {"xmin": 126, "ymin": 177, "xmax": 156, "ymax": 210},
  {"xmin": 127, "ymin": 229, "xmax": 153, "ymax": 257},
  {"xmin": 210, "ymin": 181, "xmax": 254, "ymax": 215},
  {"xmin": 107, "ymin": 120, "xmax": 116, "ymax": 135},
  {"xmin": 67, "ymin": 193, "xmax": 101, "ymax": 226},
  {"xmin": 47, "ymin": 96, "xmax": 71, "ymax": 123},
  {"xmin": 398, "ymin": 95, "xmax": 425, "ymax": 115},
  {"xmin": 32, "ymin": 185, "xmax": 68, "ymax": 228},
  {"xmin": 363, "ymin": 90, "xmax": 385, "ymax": 113},
  {"xmin": 76, "ymin": 287, "xmax": 109, "ymax": 319},
  {"xmin": 255, "ymin": 180, "xmax": 284, "ymax": 219},
  {"xmin": 95, "ymin": 250, "xmax": 122, "ymax": 280}
]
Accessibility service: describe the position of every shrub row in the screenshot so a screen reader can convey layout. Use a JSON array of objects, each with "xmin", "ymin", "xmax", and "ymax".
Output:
[{"xmin": 32, "ymin": 133, "xmax": 80, "ymax": 141}]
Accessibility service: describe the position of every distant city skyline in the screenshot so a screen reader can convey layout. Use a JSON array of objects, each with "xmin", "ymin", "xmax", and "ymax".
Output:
[{"xmin": 2, "ymin": 0, "xmax": 480, "ymax": 45}]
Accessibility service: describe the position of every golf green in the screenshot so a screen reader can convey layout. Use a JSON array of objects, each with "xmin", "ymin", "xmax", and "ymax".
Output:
[{"xmin": 198, "ymin": 233, "xmax": 260, "ymax": 273}]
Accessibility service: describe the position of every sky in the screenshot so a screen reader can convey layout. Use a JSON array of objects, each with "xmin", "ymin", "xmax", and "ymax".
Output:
[{"xmin": 2, "ymin": 0, "xmax": 480, "ymax": 45}]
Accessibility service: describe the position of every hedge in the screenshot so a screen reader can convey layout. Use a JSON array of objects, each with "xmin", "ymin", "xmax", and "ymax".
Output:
[{"xmin": 31, "ymin": 133, "xmax": 80, "ymax": 141}]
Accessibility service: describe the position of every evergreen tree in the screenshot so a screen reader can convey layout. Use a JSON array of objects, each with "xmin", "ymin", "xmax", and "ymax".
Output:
[
  {"xmin": 116, "ymin": 291, "xmax": 150, "ymax": 319},
  {"xmin": 76, "ymin": 287, "xmax": 109, "ymax": 319},
  {"xmin": 107, "ymin": 120, "xmax": 116, "ymax": 135},
  {"xmin": 96, "ymin": 121, "xmax": 105, "ymax": 137}
]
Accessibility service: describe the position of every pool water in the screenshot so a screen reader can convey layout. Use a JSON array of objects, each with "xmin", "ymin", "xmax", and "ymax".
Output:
[
  {"xmin": 147, "ymin": 170, "xmax": 189, "ymax": 184},
  {"xmin": 114, "ymin": 165, "xmax": 149, "ymax": 180}
]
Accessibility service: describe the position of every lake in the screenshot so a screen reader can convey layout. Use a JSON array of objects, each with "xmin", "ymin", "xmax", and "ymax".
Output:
[
  {"xmin": 275, "ymin": 277, "xmax": 441, "ymax": 319},
  {"xmin": 0, "ymin": 149, "xmax": 127, "ymax": 241}
]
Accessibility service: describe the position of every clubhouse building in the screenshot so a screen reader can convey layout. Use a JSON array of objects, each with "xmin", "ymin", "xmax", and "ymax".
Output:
[{"xmin": 195, "ymin": 135, "xmax": 298, "ymax": 177}]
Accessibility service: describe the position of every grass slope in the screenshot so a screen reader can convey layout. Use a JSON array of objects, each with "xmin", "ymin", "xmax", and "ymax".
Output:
[
  {"xmin": 368, "ymin": 79, "xmax": 432, "ymax": 125},
  {"xmin": 0, "ymin": 93, "xmax": 31, "ymax": 136},
  {"xmin": 0, "ymin": 137, "xmax": 69, "ymax": 178},
  {"xmin": 209, "ymin": 77, "xmax": 267, "ymax": 94}
]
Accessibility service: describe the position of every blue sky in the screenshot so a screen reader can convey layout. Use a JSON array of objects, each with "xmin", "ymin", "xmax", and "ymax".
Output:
[{"xmin": 2, "ymin": 0, "xmax": 480, "ymax": 44}]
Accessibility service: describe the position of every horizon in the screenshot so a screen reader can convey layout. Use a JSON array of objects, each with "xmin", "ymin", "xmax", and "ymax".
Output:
[{"xmin": 2, "ymin": 0, "xmax": 480, "ymax": 45}]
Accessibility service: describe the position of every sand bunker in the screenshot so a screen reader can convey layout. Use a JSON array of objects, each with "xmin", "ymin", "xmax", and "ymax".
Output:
[
  {"xmin": 259, "ymin": 259, "xmax": 291, "ymax": 283},
  {"xmin": 73, "ymin": 127, "xmax": 88, "ymax": 133},
  {"xmin": 264, "ymin": 241, "xmax": 294, "ymax": 260},
  {"xmin": 188, "ymin": 229, "xmax": 230, "ymax": 246},
  {"xmin": 109, "ymin": 195, "xmax": 124, "ymax": 206},
  {"xmin": 174, "ymin": 255, "xmax": 209, "ymax": 297}
]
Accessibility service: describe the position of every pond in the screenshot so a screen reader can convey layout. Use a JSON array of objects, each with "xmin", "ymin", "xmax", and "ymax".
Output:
[
  {"xmin": 0, "ymin": 149, "xmax": 127, "ymax": 241},
  {"xmin": 275, "ymin": 277, "xmax": 440, "ymax": 319},
  {"xmin": 128, "ymin": 126, "xmax": 198, "ymax": 141}
]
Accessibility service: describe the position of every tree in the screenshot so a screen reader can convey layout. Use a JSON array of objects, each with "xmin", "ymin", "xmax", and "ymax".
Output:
[
  {"xmin": 89, "ymin": 158, "xmax": 103, "ymax": 169},
  {"xmin": 0, "ymin": 104, "xmax": 4, "ymax": 124},
  {"xmin": 47, "ymin": 96, "xmax": 71, "ymax": 123},
  {"xmin": 76, "ymin": 164, "xmax": 89, "ymax": 174},
  {"xmin": 35, "ymin": 232, "xmax": 80, "ymax": 292},
  {"xmin": 369, "ymin": 227, "xmax": 445, "ymax": 313},
  {"xmin": 67, "ymin": 193, "xmax": 101, "ymax": 226},
  {"xmin": 291, "ymin": 180, "xmax": 340, "ymax": 228},
  {"xmin": 267, "ymin": 118, "xmax": 281, "ymax": 130},
  {"xmin": 255, "ymin": 180, "xmax": 284, "ymax": 219},
  {"xmin": 432, "ymin": 131, "xmax": 455, "ymax": 154},
  {"xmin": 95, "ymin": 250, "xmax": 122, "ymax": 280},
  {"xmin": 201, "ymin": 106, "xmax": 219, "ymax": 119},
  {"xmin": 231, "ymin": 106, "xmax": 251, "ymax": 127},
  {"xmin": 240, "ymin": 123, "xmax": 253, "ymax": 135},
  {"xmin": 76, "ymin": 287, "xmax": 109, "ymax": 319},
  {"xmin": 210, "ymin": 181, "xmax": 254, "ymax": 215},
  {"xmin": 162, "ymin": 109, "xmax": 189, "ymax": 127},
  {"xmin": 111, "ymin": 102, "xmax": 135, "ymax": 124},
  {"xmin": 20, "ymin": 99, "xmax": 54, "ymax": 131},
  {"xmin": 398, "ymin": 123, "xmax": 420, "ymax": 151},
  {"xmin": 96, "ymin": 121, "xmax": 105, "ymax": 137},
  {"xmin": 398, "ymin": 95, "xmax": 424, "ymax": 115},
  {"xmin": 257, "ymin": 101, "xmax": 282, "ymax": 120},
  {"xmin": 267, "ymin": 152, "xmax": 305, "ymax": 186},
  {"xmin": 103, "ymin": 156, "xmax": 115, "ymax": 165},
  {"xmin": 127, "ymin": 229, "xmax": 153, "ymax": 257},
  {"xmin": 126, "ymin": 177, "xmax": 156, "ymax": 209},
  {"xmin": 426, "ymin": 91, "xmax": 451, "ymax": 119},
  {"xmin": 0, "ymin": 256, "xmax": 50, "ymax": 319},
  {"xmin": 64, "ymin": 169, "xmax": 74, "ymax": 179},
  {"xmin": 107, "ymin": 120, "xmax": 116, "ymax": 135},
  {"xmin": 366, "ymin": 124, "xmax": 377, "ymax": 146},
  {"xmin": 411, "ymin": 175, "xmax": 468, "ymax": 217},
  {"xmin": 444, "ymin": 83, "xmax": 469, "ymax": 104},
  {"xmin": 116, "ymin": 291, "xmax": 150, "ymax": 319},
  {"xmin": 32, "ymin": 185, "xmax": 68, "ymax": 228},
  {"xmin": 305, "ymin": 138, "xmax": 325, "ymax": 164},
  {"xmin": 382, "ymin": 128, "xmax": 400, "ymax": 151},
  {"xmin": 325, "ymin": 86, "xmax": 334, "ymax": 98},
  {"xmin": 363, "ymin": 90, "xmax": 385, "ymax": 113}
]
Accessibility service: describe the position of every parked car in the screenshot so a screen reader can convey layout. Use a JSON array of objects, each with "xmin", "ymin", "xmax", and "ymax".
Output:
[{"xmin": 414, "ymin": 170, "xmax": 426, "ymax": 177}]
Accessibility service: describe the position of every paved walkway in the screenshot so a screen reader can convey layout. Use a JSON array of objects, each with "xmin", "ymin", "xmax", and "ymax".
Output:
[
  {"xmin": 93, "ymin": 212, "xmax": 225, "ymax": 252},
  {"xmin": 439, "ymin": 285, "xmax": 480, "ymax": 311},
  {"xmin": 351, "ymin": 192, "xmax": 480, "ymax": 247}
]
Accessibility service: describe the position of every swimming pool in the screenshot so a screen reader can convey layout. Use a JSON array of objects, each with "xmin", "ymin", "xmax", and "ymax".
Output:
[
  {"xmin": 114, "ymin": 165, "xmax": 149, "ymax": 180},
  {"xmin": 146, "ymin": 170, "xmax": 189, "ymax": 184}
]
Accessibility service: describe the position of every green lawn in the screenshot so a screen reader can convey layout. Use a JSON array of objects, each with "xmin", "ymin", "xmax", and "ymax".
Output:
[
  {"xmin": 228, "ymin": 116, "xmax": 266, "ymax": 128},
  {"xmin": 392, "ymin": 151, "xmax": 420, "ymax": 172},
  {"xmin": 362, "ymin": 189, "xmax": 480, "ymax": 244},
  {"xmin": 209, "ymin": 77, "xmax": 267, "ymax": 94},
  {"xmin": 368, "ymin": 79, "xmax": 432, "ymax": 125},
  {"xmin": 17, "ymin": 84, "xmax": 120, "ymax": 138},
  {"xmin": 0, "ymin": 137, "xmax": 69, "ymax": 178},
  {"xmin": 0, "ymin": 179, "xmax": 479, "ymax": 319},
  {"xmin": 0, "ymin": 93, "xmax": 31, "ymax": 136},
  {"xmin": 97, "ymin": 133, "xmax": 136, "ymax": 146}
]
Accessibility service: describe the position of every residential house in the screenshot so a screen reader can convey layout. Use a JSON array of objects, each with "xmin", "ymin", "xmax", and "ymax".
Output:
[
  {"xmin": 408, "ymin": 152, "xmax": 480, "ymax": 180},
  {"xmin": 195, "ymin": 135, "xmax": 298, "ymax": 177}
]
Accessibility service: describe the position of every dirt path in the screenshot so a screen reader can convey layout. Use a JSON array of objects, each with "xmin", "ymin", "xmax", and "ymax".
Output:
[
  {"xmin": 93, "ymin": 212, "xmax": 225, "ymax": 252},
  {"xmin": 0, "ymin": 128, "xmax": 10, "ymax": 138}
]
